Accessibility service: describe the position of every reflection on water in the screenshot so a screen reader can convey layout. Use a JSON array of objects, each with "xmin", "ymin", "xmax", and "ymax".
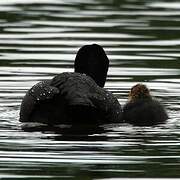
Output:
[{"xmin": 0, "ymin": 0, "xmax": 180, "ymax": 179}]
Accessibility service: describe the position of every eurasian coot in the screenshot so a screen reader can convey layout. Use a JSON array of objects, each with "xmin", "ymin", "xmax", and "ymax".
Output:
[
  {"xmin": 19, "ymin": 44, "xmax": 122, "ymax": 125},
  {"xmin": 123, "ymin": 84, "xmax": 168, "ymax": 126}
]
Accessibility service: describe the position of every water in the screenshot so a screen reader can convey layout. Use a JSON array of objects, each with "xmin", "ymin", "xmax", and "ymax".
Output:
[{"xmin": 0, "ymin": 0, "xmax": 180, "ymax": 179}]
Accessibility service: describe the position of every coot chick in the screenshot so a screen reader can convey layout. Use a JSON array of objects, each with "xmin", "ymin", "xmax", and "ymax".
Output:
[
  {"xmin": 20, "ymin": 44, "xmax": 122, "ymax": 125},
  {"xmin": 123, "ymin": 84, "xmax": 168, "ymax": 126}
]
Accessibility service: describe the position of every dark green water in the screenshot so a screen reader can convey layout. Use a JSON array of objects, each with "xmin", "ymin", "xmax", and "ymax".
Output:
[{"xmin": 0, "ymin": 0, "xmax": 180, "ymax": 179}]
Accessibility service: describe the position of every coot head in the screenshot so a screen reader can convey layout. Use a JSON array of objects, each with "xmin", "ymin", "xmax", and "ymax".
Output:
[
  {"xmin": 74, "ymin": 44, "xmax": 109, "ymax": 87},
  {"xmin": 128, "ymin": 83, "xmax": 152, "ymax": 102}
]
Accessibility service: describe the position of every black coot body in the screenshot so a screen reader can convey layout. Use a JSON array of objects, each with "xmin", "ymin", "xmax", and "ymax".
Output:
[
  {"xmin": 123, "ymin": 84, "xmax": 168, "ymax": 126},
  {"xmin": 20, "ymin": 44, "xmax": 122, "ymax": 125}
]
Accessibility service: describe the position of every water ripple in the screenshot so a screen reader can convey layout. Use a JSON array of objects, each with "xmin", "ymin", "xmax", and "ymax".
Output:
[{"xmin": 0, "ymin": 0, "xmax": 180, "ymax": 179}]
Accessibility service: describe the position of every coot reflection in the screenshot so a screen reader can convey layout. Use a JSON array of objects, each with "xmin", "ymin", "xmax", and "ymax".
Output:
[
  {"xmin": 123, "ymin": 84, "xmax": 168, "ymax": 126},
  {"xmin": 20, "ymin": 44, "xmax": 122, "ymax": 125}
]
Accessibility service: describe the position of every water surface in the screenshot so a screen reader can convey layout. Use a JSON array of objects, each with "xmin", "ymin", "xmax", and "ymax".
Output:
[{"xmin": 0, "ymin": 0, "xmax": 180, "ymax": 179}]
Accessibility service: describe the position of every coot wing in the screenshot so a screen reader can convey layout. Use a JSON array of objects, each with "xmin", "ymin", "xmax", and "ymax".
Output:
[
  {"xmin": 90, "ymin": 90, "xmax": 122, "ymax": 123},
  {"xmin": 50, "ymin": 72, "xmax": 97, "ymax": 107},
  {"xmin": 19, "ymin": 80, "xmax": 59, "ymax": 122}
]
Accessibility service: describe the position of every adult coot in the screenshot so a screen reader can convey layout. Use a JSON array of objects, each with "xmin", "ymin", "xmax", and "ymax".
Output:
[
  {"xmin": 19, "ymin": 44, "xmax": 122, "ymax": 125},
  {"xmin": 123, "ymin": 84, "xmax": 168, "ymax": 126}
]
